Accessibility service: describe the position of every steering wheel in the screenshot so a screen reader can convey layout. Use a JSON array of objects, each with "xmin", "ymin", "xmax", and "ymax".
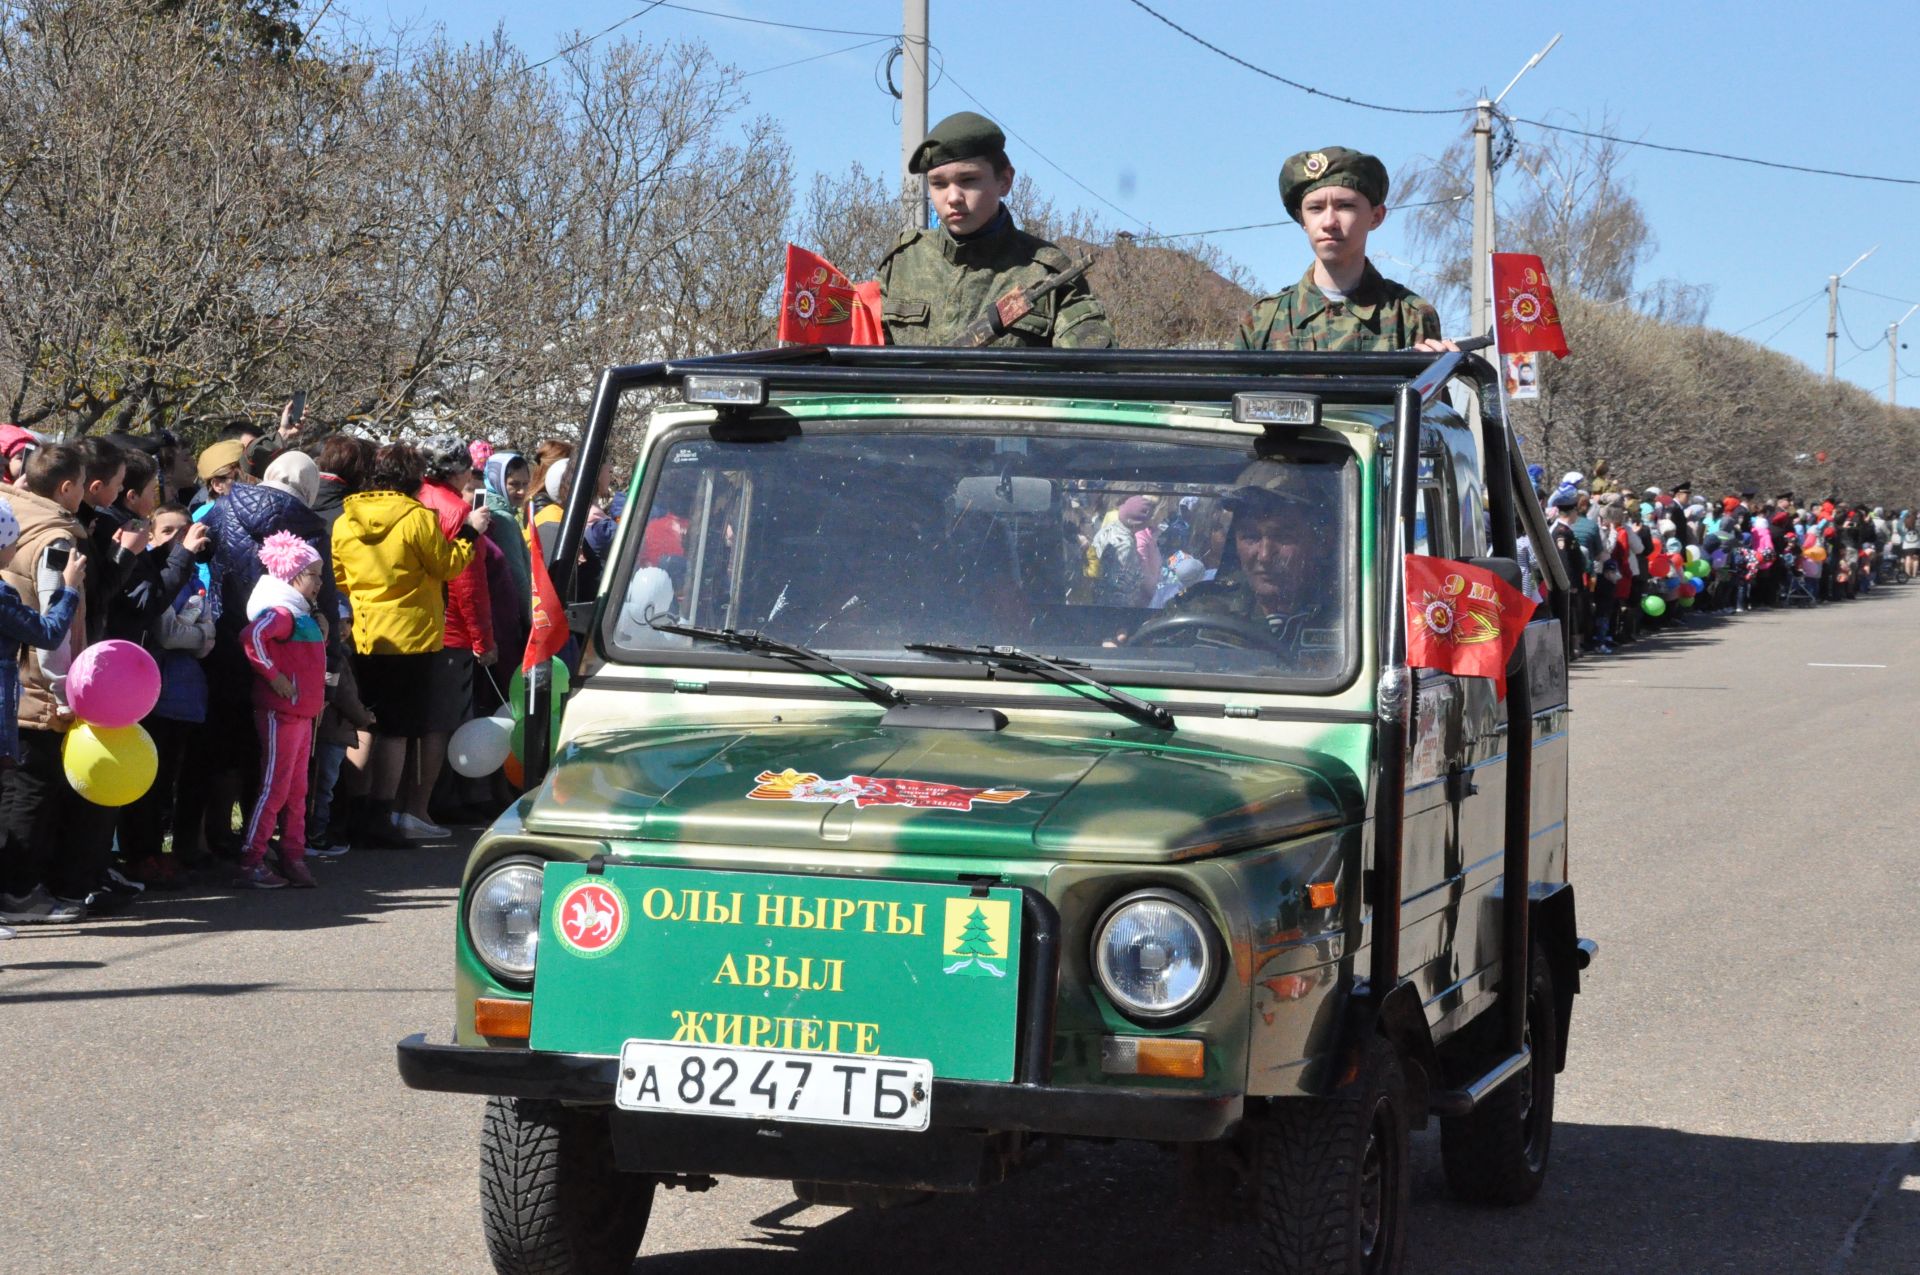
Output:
[{"xmin": 1124, "ymin": 610, "xmax": 1278, "ymax": 651}]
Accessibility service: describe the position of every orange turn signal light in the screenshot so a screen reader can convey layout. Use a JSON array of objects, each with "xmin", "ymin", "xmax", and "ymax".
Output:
[
  {"xmin": 1306, "ymin": 881, "xmax": 1338, "ymax": 909},
  {"xmin": 475, "ymin": 996, "xmax": 532, "ymax": 1040},
  {"xmin": 1101, "ymin": 1036, "xmax": 1207, "ymax": 1079}
]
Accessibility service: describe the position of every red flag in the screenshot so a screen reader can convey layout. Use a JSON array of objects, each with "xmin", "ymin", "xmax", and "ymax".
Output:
[
  {"xmin": 1404, "ymin": 554, "xmax": 1536, "ymax": 699},
  {"xmin": 524, "ymin": 542, "xmax": 568, "ymax": 673},
  {"xmin": 1490, "ymin": 253, "xmax": 1570, "ymax": 358},
  {"xmin": 777, "ymin": 245, "xmax": 886, "ymax": 345},
  {"xmin": 850, "ymin": 279, "xmax": 885, "ymax": 345}
]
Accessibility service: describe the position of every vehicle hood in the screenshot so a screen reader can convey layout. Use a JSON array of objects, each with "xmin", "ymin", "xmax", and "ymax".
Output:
[{"xmin": 519, "ymin": 719, "xmax": 1361, "ymax": 863}]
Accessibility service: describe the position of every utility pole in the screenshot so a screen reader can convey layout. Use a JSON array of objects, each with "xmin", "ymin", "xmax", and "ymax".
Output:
[
  {"xmin": 1890, "ymin": 304, "xmax": 1918, "ymax": 407},
  {"xmin": 899, "ymin": 0, "xmax": 929, "ymax": 231},
  {"xmin": 1470, "ymin": 35, "xmax": 1559, "ymax": 339},
  {"xmin": 1825, "ymin": 245, "xmax": 1876, "ymax": 384},
  {"xmin": 1469, "ymin": 99, "xmax": 1493, "ymax": 339}
]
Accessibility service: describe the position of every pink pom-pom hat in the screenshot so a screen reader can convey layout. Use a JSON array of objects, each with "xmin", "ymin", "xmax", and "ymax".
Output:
[{"xmin": 258, "ymin": 530, "xmax": 321, "ymax": 582}]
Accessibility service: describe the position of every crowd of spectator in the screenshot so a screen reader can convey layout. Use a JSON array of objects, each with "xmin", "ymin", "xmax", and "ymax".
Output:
[
  {"xmin": 1529, "ymin": 464, "xmax": 1916, "ymax": 658},
  {"xmin": 0, "ymin": 404, "xmax": 616, "ymax": 934}
]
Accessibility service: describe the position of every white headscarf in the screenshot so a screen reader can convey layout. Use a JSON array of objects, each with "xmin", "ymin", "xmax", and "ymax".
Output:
[{"xmin": 262, "ymin": 451, "xmax": 321, "ymax": 508}]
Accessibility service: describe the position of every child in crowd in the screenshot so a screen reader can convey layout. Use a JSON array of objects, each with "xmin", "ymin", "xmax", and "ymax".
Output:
[
  {"xmin": 236, "ymin": 531, "xmax": 327, "ymax": 889},
  {"xmin": 0, "ymin": 495, "xmax": 85, "ymax": 935},
  {"xmin": 309, "ymin": 595, "xmax": 373, "ymax": 858},
  {"xmin": 124, "ymin": 503, "xmax": 217, "ymax": 884},
  {"xmin": 0, "ymin": 445, "xmax": 96, "ymax": 922}
]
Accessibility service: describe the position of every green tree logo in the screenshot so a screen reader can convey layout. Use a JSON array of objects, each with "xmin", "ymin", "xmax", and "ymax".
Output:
[{"xmin": 943, "ymin": 904, "xmax": 1005, "ymax": 978}]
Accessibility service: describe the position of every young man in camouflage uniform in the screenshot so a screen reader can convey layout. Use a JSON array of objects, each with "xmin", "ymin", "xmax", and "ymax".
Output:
[
  {"xmin": 876, "ymin": 111, "xmax": 1115, "ymax": 349},
  {"xmin": 1235, "ymin": 147, "xmax": 1450, "ymax": 353}
]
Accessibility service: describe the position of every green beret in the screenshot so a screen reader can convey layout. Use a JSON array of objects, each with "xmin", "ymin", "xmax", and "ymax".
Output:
[
  {"xmin": 908, "ymin": 111, "xmax": 1006, "ymax": 175},
  {"xmin": 1279, "ymin": 146, "xmax": 1389, "ymax": 222}
]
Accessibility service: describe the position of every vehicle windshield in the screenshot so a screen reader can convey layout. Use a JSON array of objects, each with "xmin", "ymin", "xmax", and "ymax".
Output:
[{"xmin": 605, "ymin": 419, "xmax": 1357, "ymax": 688}]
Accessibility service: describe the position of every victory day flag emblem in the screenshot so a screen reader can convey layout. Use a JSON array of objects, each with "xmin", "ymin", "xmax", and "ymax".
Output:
[
  {"xmin": 1404, "ymin": 554, "xmax": 1536, "ymax": 698},
  {"xmin": 1490, "ymin": 253, "xmax": 1570, "ymax": 358},
  {"xmin": 777, "ymin": 244, "xmax": 885, "ymax": 345}
]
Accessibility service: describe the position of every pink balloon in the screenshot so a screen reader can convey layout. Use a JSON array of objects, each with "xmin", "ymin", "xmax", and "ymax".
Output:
[{"xmin": 67, "ymin": 639, "xmax": 161, "ymax": 728}]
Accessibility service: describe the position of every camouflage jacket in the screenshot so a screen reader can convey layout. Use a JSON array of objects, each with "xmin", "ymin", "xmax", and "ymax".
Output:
[
  {"xmin": 1233, "ymin": 261, "xmax": 1440, "ymax": 352},
  {"xmin": 875, "ymin": 211, "xmax": 1115, "ymax": 349},
  {"xmin": 1164, "ymin": 574, "xmax": 1343, "ymax": 676}
]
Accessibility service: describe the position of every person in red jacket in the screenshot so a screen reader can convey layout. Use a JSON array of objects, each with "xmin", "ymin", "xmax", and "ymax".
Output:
[
  {"xmin": 236, "ymin": 531, "xmax": 329, "ymax": 889},
  {"xmin": 412, "ymin": 436, "xmax": 497, "ymax": 833}
]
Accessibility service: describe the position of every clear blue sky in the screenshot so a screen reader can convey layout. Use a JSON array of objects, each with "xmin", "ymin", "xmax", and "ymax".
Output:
[{"xmin": 379, "ymin": 0, "xmax": 1920, "ymax": 398}]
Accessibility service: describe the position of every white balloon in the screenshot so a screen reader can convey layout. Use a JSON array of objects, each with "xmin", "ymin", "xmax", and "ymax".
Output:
[
  {"xmin": 615, "ymin": 566, "xmax": 691, "ymax": 649},
  {"xmin": 448, "ymin": 713, "xmax": 513, "ymax": 778}
]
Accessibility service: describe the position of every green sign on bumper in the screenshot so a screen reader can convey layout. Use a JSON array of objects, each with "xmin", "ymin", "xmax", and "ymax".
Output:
[{"xmin": 529, "ymin": 863, "xmax": 1026, "ymax": 1082}]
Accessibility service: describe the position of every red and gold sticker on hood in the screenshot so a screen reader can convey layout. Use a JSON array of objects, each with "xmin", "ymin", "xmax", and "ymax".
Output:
[{"xmin": 746, "ymin": 768, "xmax": 1030, "ymax": 813}]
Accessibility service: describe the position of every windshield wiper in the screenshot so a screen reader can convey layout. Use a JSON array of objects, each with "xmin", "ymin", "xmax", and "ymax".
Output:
[
  {"xmin": 653, "ymin": 621, "xmax": 905, "ymax": 708},
  {"xmin": 904, "ymin": 642, "xmax": 1174, "ymax": 731}
]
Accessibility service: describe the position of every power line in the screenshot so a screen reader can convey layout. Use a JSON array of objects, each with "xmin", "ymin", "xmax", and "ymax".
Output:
[
  {"xmin": 742, "ymin": 36, "xmax": 893, "ymax": 79},
  {"xmin": 1837, "ymin": 300, "xmax": 1880, "ymax": 353},
  {"xmin": 939, "ymin": 66, "xmax": 1152, "ymax": 231},
  {"xmin": 523, "ymin": 1, "xmax": 665, "ymax": 74},
  {"xmin": 1730, "ymin": 289, "xmax": 1825, "ymax": 336},
  {"xmin": 1133, "ymin": 195, "xmax": 1466, "ymax": 244},
  {"xmin": 651, "ymin": 2, "xmax": 893, "ymax": 39},
  {"xmin": 1125, "ymin": 0, "xmax": 1918, "ymax": 188},
  {"xmin": 1122, "ymin": 0, "xmax": 1464, "ymax": 116},
  {"xmin": 1758, "ymin": 294, "xmax": 1824, "ymax": 346},
  {"xmin": 1507, "ymin": 115, "xmax": 1920, "ymax": 188},
  {"xmin": 1844, "ymin": 283, "xmax": 1920, "ymax": 308}
]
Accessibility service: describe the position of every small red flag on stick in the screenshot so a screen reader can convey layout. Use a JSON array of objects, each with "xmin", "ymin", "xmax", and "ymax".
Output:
[
  {"xmin": 524, "ymin": 542, "xmax": 569, "ymax": 673},
  {"xmin": 777, "ymin": 245, "xmax": 885, "ymax": 345},
  {"xmin": 1489, "ymin": 252, "xmax": 1569, "ymax": 401},
  {"xmin": 1490, "ymin": 253, "xmax": 1570, "ymax": 358},
  {"xmin": 1404, "ymin": 554, "xmax": 1536, "ymax": 699}
]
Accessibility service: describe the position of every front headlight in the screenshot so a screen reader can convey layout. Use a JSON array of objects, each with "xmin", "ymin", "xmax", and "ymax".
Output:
[
  {"xmin": 1093, "ymin": 890, "xmax": 1220, "ymax": 1024},
  {"xmin": 466, "ymin": 860, "xmax": 545, "ymax": 983}
]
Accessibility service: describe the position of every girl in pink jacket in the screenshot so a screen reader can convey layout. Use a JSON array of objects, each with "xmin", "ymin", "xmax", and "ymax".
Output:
[{"xmin": 236, "ymin": 532, "xmax": 328, "ymax": 889}]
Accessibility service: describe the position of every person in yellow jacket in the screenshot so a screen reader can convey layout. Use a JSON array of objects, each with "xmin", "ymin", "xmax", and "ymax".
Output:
[{"xmin": 331, "ymin": 443, "xmax": 490, "ymax": 844}]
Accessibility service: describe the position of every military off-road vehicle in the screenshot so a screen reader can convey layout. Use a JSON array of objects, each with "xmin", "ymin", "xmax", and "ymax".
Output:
[{"xmin": 399, "ymin": 343, "xmax": 1595, "ymax": 1274}]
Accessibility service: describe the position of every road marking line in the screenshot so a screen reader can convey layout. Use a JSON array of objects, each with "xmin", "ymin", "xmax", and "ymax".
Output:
[
  {"xmin": 1902, "ymin": 1174, "xmax": 1920, "ymax": 1193},
  {"xmin": 1807, "ymin": 663, "xmax": 1887, "ymax": 668}
]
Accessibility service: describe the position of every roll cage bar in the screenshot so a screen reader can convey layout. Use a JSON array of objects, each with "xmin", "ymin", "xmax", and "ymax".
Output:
[{"xmin": 531, "ymin": 342, "xmax": 1568, "ymax": 1104}]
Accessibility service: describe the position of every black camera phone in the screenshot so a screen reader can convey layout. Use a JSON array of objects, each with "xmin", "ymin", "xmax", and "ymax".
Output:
[{"xmin": 43, "ymin": 544, "xmax": 69, "ymax": 572}]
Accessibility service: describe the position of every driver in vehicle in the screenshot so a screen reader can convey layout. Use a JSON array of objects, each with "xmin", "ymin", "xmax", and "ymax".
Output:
[{"xmin": 1159, "ymin": 468, "xmax": 1342, "ymax": 672}]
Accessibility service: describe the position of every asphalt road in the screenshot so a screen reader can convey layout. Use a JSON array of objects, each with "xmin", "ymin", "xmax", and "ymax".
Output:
[{"xmin": 4, "ymin": 587, "xmax": 1918, "ymax": 1274}]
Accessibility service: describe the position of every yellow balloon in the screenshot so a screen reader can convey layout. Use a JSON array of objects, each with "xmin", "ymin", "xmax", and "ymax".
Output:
[{"xmin": 62, "ymin": 722, "xmax": 158, "ymax": 807}]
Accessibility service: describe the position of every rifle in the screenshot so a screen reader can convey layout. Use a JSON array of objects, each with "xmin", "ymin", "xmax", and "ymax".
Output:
[{"xmin": 948, "ymin": 255, "xmax": 1095, "ymax": 348}]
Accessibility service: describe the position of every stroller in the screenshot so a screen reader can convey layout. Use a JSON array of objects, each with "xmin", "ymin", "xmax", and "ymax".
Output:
[{"xmin": 1781, "ymin": 543, "xmax": 1818, "ymax": 607}]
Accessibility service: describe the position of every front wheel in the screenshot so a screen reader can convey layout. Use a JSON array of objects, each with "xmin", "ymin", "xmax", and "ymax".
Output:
[
  {"xmin": 1440, "ymin": 942, "xmax": 1559, "ymax": 1205},
  {"xmin": 480, "ymin": 1097, "xmax": 655, "ymax": 1275},
  {"xmin": 1256, "ymin": 1034, "xmax": 1410, "ymax": 1275}
]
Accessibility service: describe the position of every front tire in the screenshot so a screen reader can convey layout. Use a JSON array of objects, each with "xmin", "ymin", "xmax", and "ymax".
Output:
[
  {"xmin": 1256, "ymin": 1034, "xmax": 1410, "ymax": 1275},
  {"xmin": 480, "ymin": 1097, "xmax": 655, "ymax": 1275},
  {"xmin": 1440, "ymin": 942, "xmax": 1558, "ymax": 1205}
]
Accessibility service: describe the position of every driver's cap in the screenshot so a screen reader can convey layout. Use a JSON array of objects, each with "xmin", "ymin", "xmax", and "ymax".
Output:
[{"xmin": 1220, "ymin": 462, "xmax": 1311, "ymax": 517}]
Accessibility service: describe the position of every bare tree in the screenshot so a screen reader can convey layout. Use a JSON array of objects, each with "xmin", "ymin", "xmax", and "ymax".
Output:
[
  {"xmin": 0, "ymin": 0, "xmax": 376, "ymax": 432},
  {"xmin": 1397, "ymin": 119, "xmax": 1711, "ymax": 329},
  {"xmin": 794, "ymin": 161, "xmax": 903, "ymax": 280}
]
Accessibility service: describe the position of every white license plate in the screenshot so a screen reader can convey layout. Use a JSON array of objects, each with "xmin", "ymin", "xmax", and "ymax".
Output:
[{"xmin": 614, "ymin": 1040, "xmax": 933, "ymax": 1132}]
